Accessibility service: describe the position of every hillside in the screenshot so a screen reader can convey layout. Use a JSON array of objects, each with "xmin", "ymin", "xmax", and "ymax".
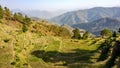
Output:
[
  {"xmin": 72, "ymin": 18, "xmax": 120, "ymax": 35},
  {"xmin": 51, "ymin": 7, "xmax": 120, "ymax": 25},
  {"xmin": 0, "ymin": 6, "xmax": 120, "ymax": 68},
  {"xmin": 0, "ymin": 20, "xmax": 106, "ymax": 68}
]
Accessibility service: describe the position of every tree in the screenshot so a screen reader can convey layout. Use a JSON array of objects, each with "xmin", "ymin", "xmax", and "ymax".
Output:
[
  {"xmin": 22, "ymin": 25, "xmax": 28, "ymax": 32},
  {"xmin": 118, "ymin": 28, "xmax": 120, "ymax": 33},
  {"xmin": 112, "ymin": 31, "xmax": 117, "ymax": 37},
  {"xmin": 13, "ymin": 13, "xmax": 17, "ymax": 20},
  {"xmin": 72, "ymin": 28, "xmax": 81, "ymax": 39},
  {"xmin": 0, "ymin": 5, "xmax": 3, "ymax": 19},
  {"xmin": 4, "ymin": 7, "xmax": 11, "ymax": 17},
  {"xmin": 14, "ymin": 13, "xmax": 24, "ymax": 22},
  {"xmin": 100, "ymin": 29, "xmax": 111, "ymax": 37},
  {"xmin": 23, "ymin": 15, "xmax": 31, "ymax": 24},
  {"xmin": 82, "ymin": 31, "xmax": 90, "ymax": 39}
]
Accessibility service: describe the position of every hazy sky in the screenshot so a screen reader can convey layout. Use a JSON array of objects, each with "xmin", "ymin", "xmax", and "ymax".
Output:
[{"xmin": 1, "ymin": 0, "xmax": 120, "ymax": 11}]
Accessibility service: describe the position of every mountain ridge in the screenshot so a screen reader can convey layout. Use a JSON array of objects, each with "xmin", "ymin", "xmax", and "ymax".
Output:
[
  {"xmin": 51, "ymin": 7, "xmax": 120, "ymax": 25},
  {"xmin": 72, "ymin": 17, "xmax": 120, "ymax": 35},
  {"xmin": 12, "ymin": 9, "xmax": 67, "ymax": 19}
]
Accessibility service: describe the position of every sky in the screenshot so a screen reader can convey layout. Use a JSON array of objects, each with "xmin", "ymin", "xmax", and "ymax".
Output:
[{"xmin": 0, "ymin": 0, "xmax": 120, "ymax": 11}]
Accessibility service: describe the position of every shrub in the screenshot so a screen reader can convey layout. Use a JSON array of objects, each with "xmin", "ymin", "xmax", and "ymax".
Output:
[
  {"xmin": 23, "ymin": 63, "xmax": 28, "ymax": 66},
  {"xmin": 4, "ymin": 38, "xmax": 10, "ymax": 43},
  {"xmin": 22, "ymin": 25, "xmax": 28, "ymax": 32},
  {"xmin": 11, "ymin": 62, "xmax": 16, "ymax": 65}
]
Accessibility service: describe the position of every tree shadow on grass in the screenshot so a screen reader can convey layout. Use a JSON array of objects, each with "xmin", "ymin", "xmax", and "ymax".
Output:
[{"xmin": 31, "ymin": 48, "xmax": 97, "ymax": 66}]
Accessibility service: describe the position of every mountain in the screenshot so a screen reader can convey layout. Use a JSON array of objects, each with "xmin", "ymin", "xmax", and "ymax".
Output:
[
  {"xmin": 12, "ymin": 9, "xmax": 67, "ymax": 19},
  {"xmin": 72, "ymin": 18, "xmax": 120, "ymax": 35},
  {"xmin": 51, "ymin": 7, "xmax": 120, "ymax": 25}
]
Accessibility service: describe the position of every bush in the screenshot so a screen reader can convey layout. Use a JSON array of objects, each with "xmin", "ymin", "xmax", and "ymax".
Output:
[
  {"xmin": 23, "ymin": 63, "xmax": 28, "ymax": 66},
  {"xmin": 11, "ymin": 62, "xmax": 16, "ymax": 65},
  {"xmin": 0, "ymin": 20, "xmax": 2, "ymax": 23},
  {"xmin": 22, "ymin": 25, "xmax": 28, "ymax": 32},
  {"xmin": 4, "ymin": 38, "xmax": 10, "ymax": 43}
]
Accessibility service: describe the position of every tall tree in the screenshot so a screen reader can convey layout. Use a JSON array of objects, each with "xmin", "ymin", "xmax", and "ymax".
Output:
[
  {"xmin": 72, "ymin": 28, "xmax": 81, "ymax": 39},
  {"xmin": 101, "ymin": 29, "xmax": 111, "ymax": 37},
  {"xmin": 82, "ymin": 31, "xmax": 90, "ymax": 39},
  {"xmin": 4, "ymin": 7, "xmax": 11, "ymax": 17},
  {"xmin": 0, "ymin": 5, "xmax": 3, "ymax": 19},
  {"xmin": 118, "ymin": 28, "xmax": 120, "ymax": 33},
  {"xmin": 112, "ymin": 31, "xmax": 117, "ymax": 37}
]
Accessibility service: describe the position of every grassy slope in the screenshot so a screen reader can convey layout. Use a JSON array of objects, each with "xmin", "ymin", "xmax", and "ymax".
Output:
[{"xmin": 0, "ymin": 19, "xmax": 108, "ymax": 68}]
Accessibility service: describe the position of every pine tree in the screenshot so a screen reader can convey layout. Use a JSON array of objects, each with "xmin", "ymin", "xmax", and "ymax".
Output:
[
  {"xmin": 112, "ymin": 31, "xmax": 117, "ymax": 37},
  {"xmin": 0, "ymin": 5, "xmax": 3, "ymax": 19},
  {"xmin": 118, "ymin": 28, "xmax": 120, "ymax": 33}
]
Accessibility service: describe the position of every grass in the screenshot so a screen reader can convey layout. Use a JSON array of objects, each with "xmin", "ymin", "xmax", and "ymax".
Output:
[{"xmin": 0, "ymin": 21, "xmax": 108, "ymax": 68}]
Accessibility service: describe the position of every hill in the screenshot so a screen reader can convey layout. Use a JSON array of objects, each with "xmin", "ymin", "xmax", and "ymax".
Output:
[
  {"xmin": 0, "ymin": 6, "xmax": 120, "ymax": 68},
  {"xmin": 51, "ymin": 7, "xmax": 120, "ymax": 25},
  {"xmin": 72, "ymin": 18, "xmax": 120, "ymax": 35}
]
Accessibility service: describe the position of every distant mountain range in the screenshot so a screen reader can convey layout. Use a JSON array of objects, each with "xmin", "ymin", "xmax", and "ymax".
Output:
[
  {"xmin": 51, "ymin": 7, "xmax": 120, "ymax": 25},
  {"xmin": 12, "ymin": 7, "xmax": 120, "ymax": 35},
  {"xmin": 50, "ymin": 7, "xmax": 120, "ymax": 35},
  {"xmin": 12, "ymin": 9, "xmax": 67, "ymax": 19},
  {"xmin": 72, "ymin": 18, "xmax": 120, "ymax": 35}
]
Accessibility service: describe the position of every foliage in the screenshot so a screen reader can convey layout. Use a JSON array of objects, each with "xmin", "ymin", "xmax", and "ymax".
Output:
[
  {"xmin": 11, "ymin": 62, "xmax": 16, "ymax": 65},
  {"xmin": 14, "ymin": 13, "xmax": 24, "ymax": 23},
  {"xmin": 72, "ymin": 28, "xmax": 81, "ymax": 39},
  {"xmin": 100, "ymin": 29, "xmax": 111, "ymax": 37},
  {"xmin": 118, "ymin": 28, "xmax": 120, "ymax": 33},
  {"xmin": 82, "ymin": 31, "xmax": 90, "ymax": 39},
  {"xmin": 22, "ymin": 25, "xmax": 28, "ymax": 32},
  {"xmin": 97, "ymin": 38, "xmax": 113, "ymax": 61},
  {"xmin": 4, "ymin": 7, "xmax": 11, "ymax": 17},
  {"xmin": 0, "ymin": 5, "xmax": 3, "ymax": 19},
  {"xmin": 112, "ymin": 31, "xmax": 117, "ymax": 37},
  {"xmin": 23, "ymin": 15, "xmax": 31, "ymax": 24},
  {"xmin": 4, "ymin": 38, "xmax": 10, "ymax": 43},
  {"xmin": 1, "ymin": 6, "xmax": 119, "ymax": 68}
]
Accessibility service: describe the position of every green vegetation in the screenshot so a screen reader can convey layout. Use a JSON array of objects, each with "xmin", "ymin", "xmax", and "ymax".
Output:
[
  {"xmin": 22, "ymin": 25, "xmax": 28, "ymax": 32},
  {"xmin": 0, "ymin": 6, "xmax": 3, "ymax": 19},
  {"xmin": 72, "ymin": 28, "xmax": 81, "ymax": 39},
  {"xmin": 112, "ymin": 31, "xmax": 117, "ymax": 37},
  {"xmin": 100, "ymin": 29, "xmax": 112, "ymax": 38},
  {"xmin": 82, "ymin": 31, "xmax": 90, "ymax": 39},
  {"xmin": 4, "ymin": 7, "xmax": 11, "ymax": 17},
  {"xmin": 0, "ymin": 6, "xmax": 120, "ymax": 68}
]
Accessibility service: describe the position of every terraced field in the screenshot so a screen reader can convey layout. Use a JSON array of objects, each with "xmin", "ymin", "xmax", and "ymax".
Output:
[
  {"xmin": 0, "ymin": 22, "xmax": 107, "ymax": 68},
  {"xmin": 3, "ymin": 19, "xmax": 119, "ymax": 68}
]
